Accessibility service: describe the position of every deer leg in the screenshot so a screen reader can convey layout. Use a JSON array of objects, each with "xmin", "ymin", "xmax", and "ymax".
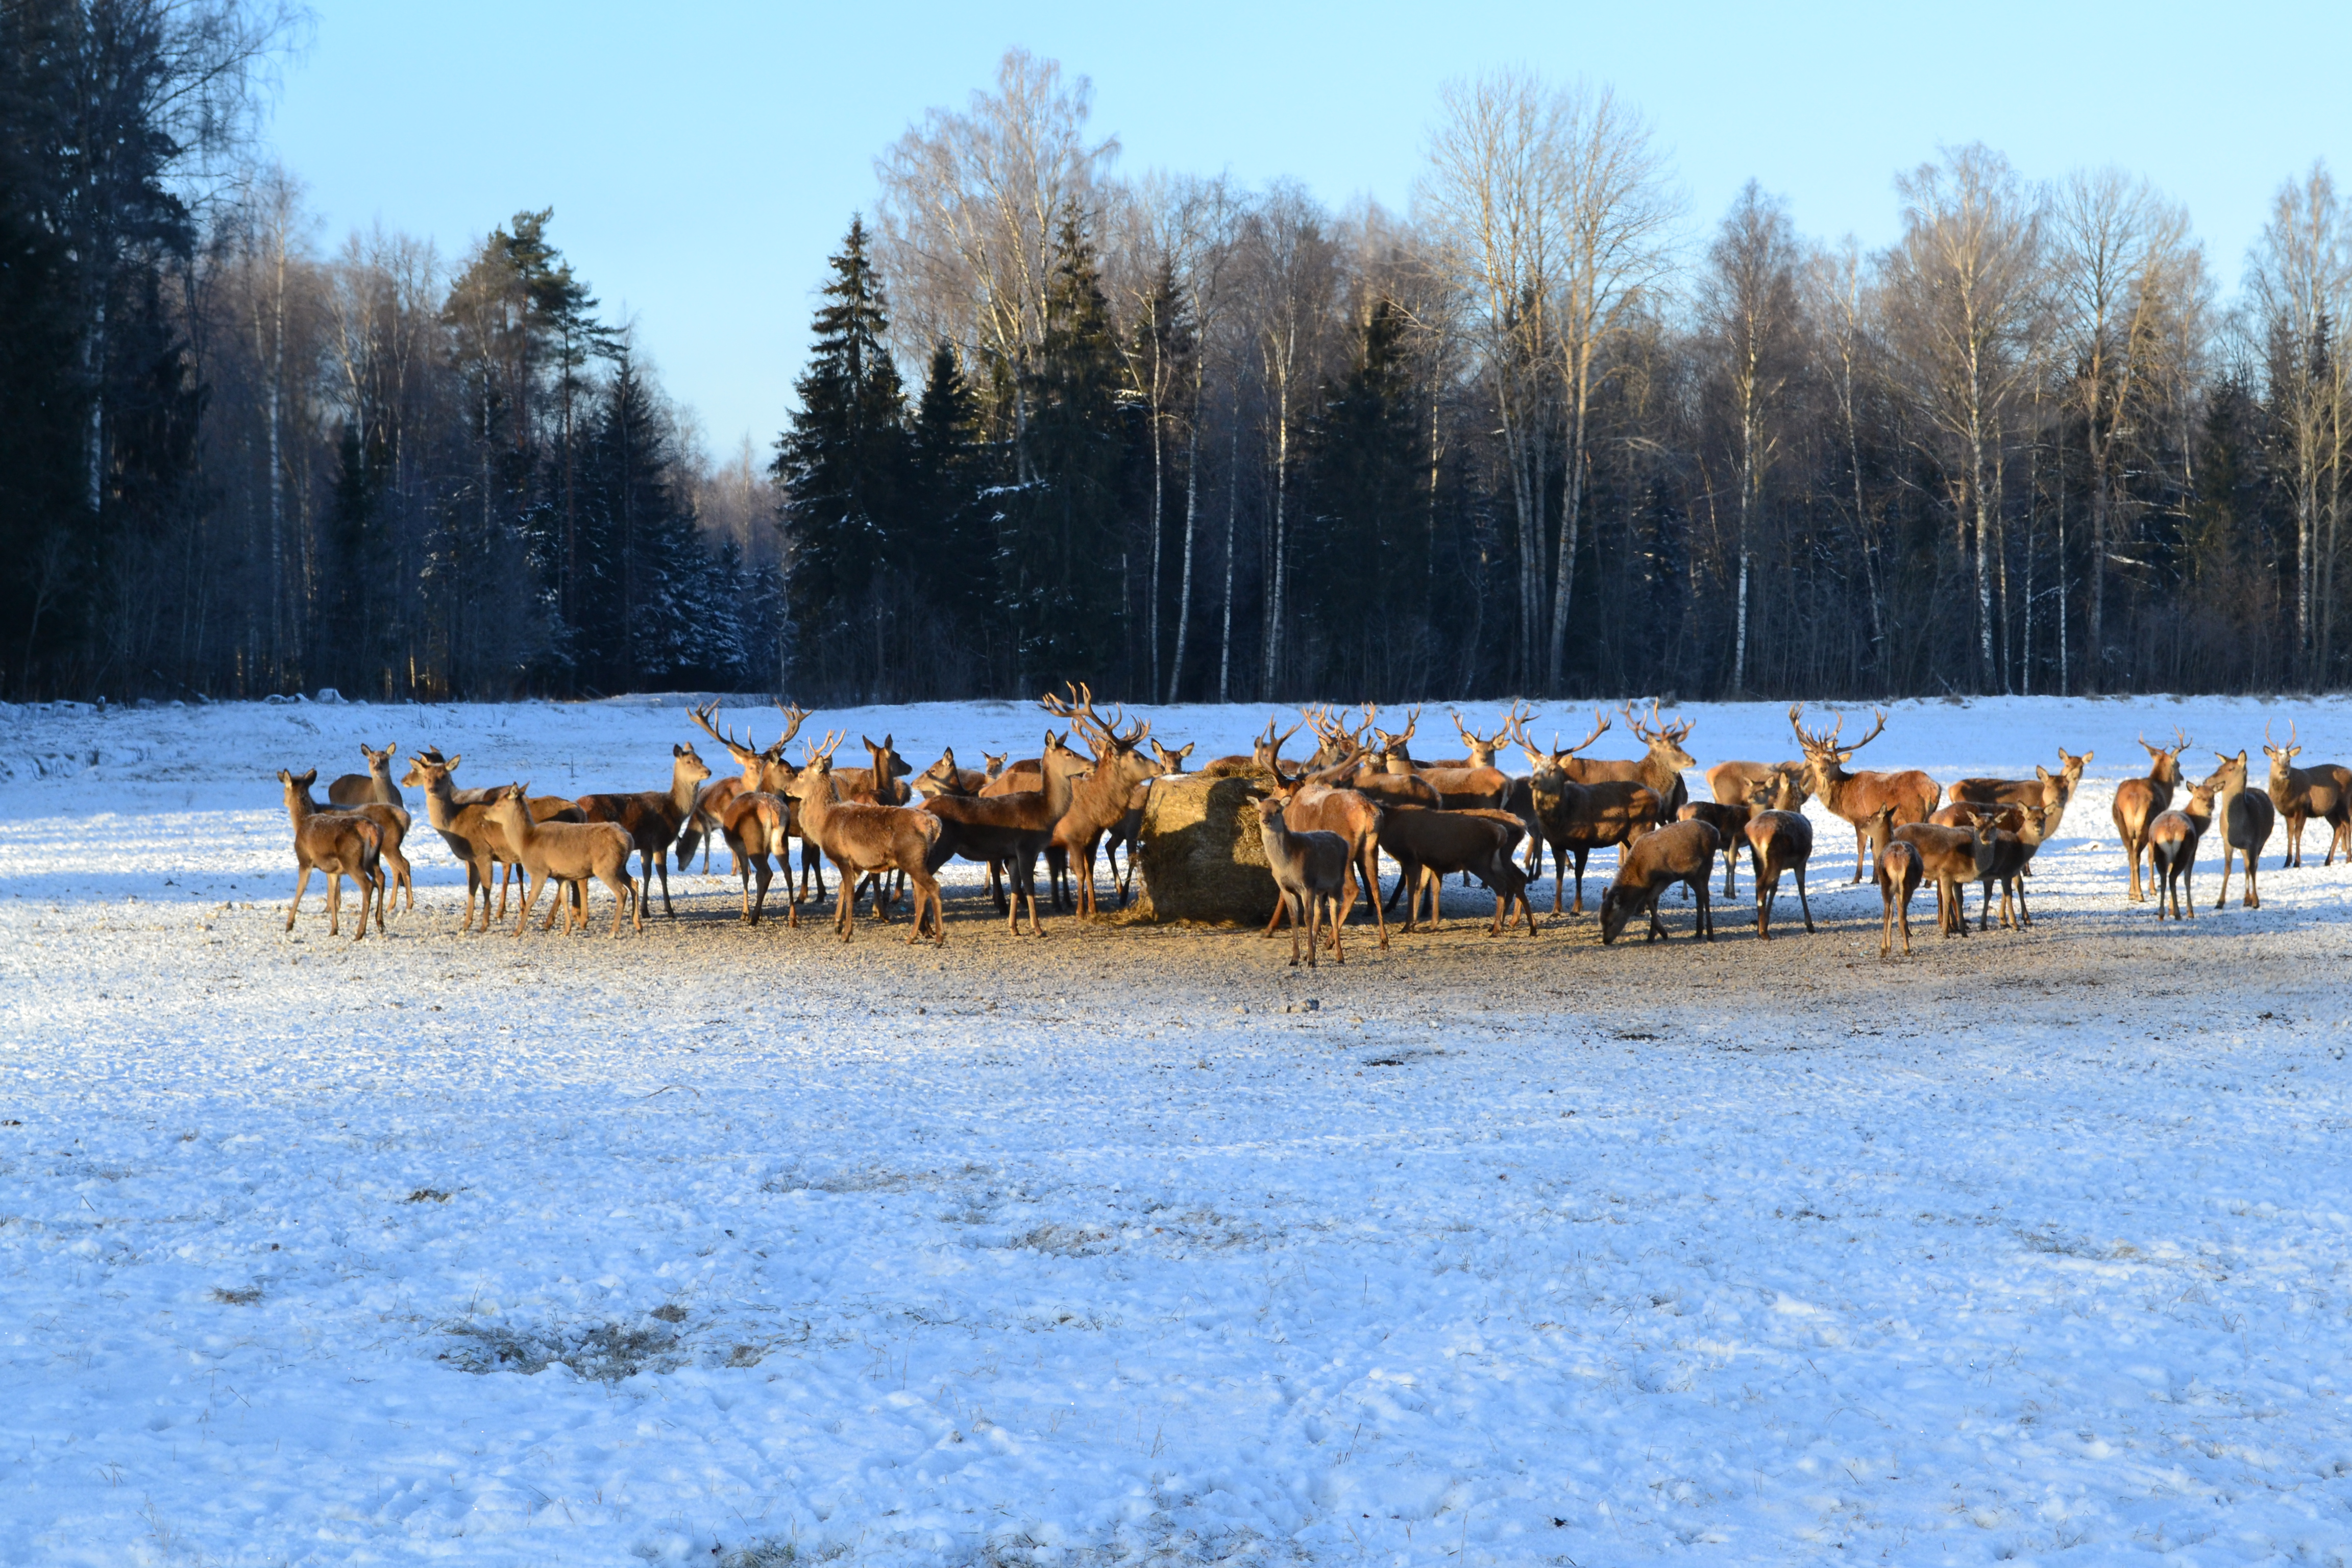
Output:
[
  {"xmin": 1571, "ymin": 849, "xmax": 1591, "ymax": 915},
  {"xmin": 1722, "ymin": 843, "xmax": 1737, "ymax": 899},
  {"xmin": 1796, "ymin": 866, "xmax": 1814, "ymax": 933},
  {"xmin": 1365, "ymin": 843, "xmax": 1389, "ymax": 948},
  {"xmin": 1755, "ymin": 872, "xmax": 1772, "ymax": 941},
  {"xmin": 286, "ymin": 865, "xmax": 313, "ymax": 932},
  {"xmin": 512, "ymin": 870, "xmax": 543, "ymax": 938},
  {"xmin": 1697, "ymin": 875, "xmax": 1712, "ymax": 940},
  {"xmin": 2246, "ymin": 856, "xmax": 2260, "ymax": 908},
  {"xmin": 1853, "ymin": 825, "xmax": 1868, "ymax": 883}
]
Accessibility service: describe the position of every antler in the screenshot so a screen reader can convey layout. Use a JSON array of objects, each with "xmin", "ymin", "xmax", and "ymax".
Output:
[
  {"xmin": 687, "ymin": 699, "xmax": 763, "ymax": 766},
  {"xmin": 1502, "ymin": 701, "xmax": 1540, "ymax": 752},
  {"xmin": 801, "ymin": 729, "xmax": 845, "ymax": 766},
  {"xmin": 774, "ymin": 702, "xmax": 811, "ymax": 748},
  {"xmin": 2172, "ymin": 725, "xmax": 2194, "ymax": 754},
  {"xmin": 1789, "ymin": 704, "xmax": 1841, "ymax": 755},
  {"xmin": 1848, "ymin": 709, "xmax": 1888, "ymax": 752},
  {"xmin": 1558, "ymin": 708, "xmax": 1611, "ymax": 757}
]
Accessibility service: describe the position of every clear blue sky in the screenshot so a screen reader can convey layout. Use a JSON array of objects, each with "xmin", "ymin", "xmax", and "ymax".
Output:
[{"xmin": 271, "ymin": 1, "xmax": 2348, "ymax": 458}]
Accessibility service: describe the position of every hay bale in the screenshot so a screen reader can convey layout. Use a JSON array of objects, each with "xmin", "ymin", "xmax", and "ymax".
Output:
[{"xmin": 1133, "ymin": 773, "xmax": 1281, "ymax": 924}]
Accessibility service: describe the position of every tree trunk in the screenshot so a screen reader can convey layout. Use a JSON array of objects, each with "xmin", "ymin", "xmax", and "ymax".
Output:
[
  {"xmin": 1218, "ymin": 416, "xmax": 1238, "ymax": 703},
  {"xmin": 1169, "ymin": 394, "xmax": 1200, "ymax": 703},
  {"xmin": 1545, "ymin": 350, "xmax": 1589, "ymax": 693}
]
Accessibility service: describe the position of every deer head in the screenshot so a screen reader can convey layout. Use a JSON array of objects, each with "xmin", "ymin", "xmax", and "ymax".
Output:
[{"xmin": 1626, "ymin": 699, "xmax": 1697, "ymax": 769}]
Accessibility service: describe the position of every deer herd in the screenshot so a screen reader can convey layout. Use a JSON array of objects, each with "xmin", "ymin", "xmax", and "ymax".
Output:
[{"xmin": 273, "ymin": 693, "xmax": 2352, "ymax": 965}]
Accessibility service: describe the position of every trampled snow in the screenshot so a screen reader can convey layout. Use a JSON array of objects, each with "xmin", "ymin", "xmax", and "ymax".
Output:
[{"xmin": 3, "ymin": 692, "xmax": 2350, "ymax": 1565}]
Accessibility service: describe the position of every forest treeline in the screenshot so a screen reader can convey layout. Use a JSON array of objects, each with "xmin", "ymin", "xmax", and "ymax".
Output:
[{"xmin": 5, "ymin": 14, "xmax": 2349, "ymax": 705}]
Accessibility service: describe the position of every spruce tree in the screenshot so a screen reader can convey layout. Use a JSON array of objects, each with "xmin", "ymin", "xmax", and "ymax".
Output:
[
  {"xmin": 907, "ymin": 341, "xmax": 994, "ymax": 636},
  {"xmin": 1000, "ymin": 206, "xmax": 1132, "ymax": 683},
  {"xmin": 775, "ymin": 217, "xmax": 910, "ymax": 687},
  {"xmin": 1299, "ymin": 298, "xmax": 1423, "ymax": 683}
]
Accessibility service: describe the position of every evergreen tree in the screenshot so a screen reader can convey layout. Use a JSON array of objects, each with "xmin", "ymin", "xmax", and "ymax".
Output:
[
  {"xmin": 999, "ymin": 206, "xmax": 1132, "ymax": 683},
  {"xmin": 775, "ymin": 216, "xmax": 910, "ymax": 687},
  {"xmin": 906, "ymin": 340, "xmax": 995, "ymax": 636},
  {"xmin": 1298, "ymin": 298, "xmax": 1423, "ymax": 684},
  {"xmin": 573, "ymin": 345, "xmax": 704, "ymax": 691}
]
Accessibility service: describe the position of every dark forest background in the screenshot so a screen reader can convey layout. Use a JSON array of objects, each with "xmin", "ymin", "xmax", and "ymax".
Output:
[{"xmin": 5, "ymin": 15, "xmax": 2347, "ymax": 706}]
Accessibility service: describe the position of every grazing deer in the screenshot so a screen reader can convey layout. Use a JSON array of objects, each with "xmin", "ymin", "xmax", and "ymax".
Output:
[
  {"xmin": 287, "ymin": 768, "xmax": 414, "ymax": 916},
  {"xmin": 2263, "ymin": 721, "xmax": 2350, "ymax": 868},
  {"xmin": 1790, "ymin": 706, "xmax": 1942, "ymax": 881},
  {"xmin": 1257, "ymin": 796, "xmax": 1352, "ymax": 967},
  {"xmin": 1376, "ymin": 805, "xmax": 1535, "ymax": 935},
  {"xmin": 1744, "ymin": 807, "xmax": 1815, "ymax": 939},
  {"xmin": 2144, "ymin": 785, "xmax": 2212, "ymax": 922},
  {"xmin": 2204, "ymin": 750, "xmax": 2275, "ymax": 910},
  {"xmin": 1597, "ymin": 818, "xmax": 1717, "ymax": 945},
  {"xmin": 1264, "ymin": 763, "xmax": 1387, "ymax": 947},
  {"xmin": 1524, "ymin": 717, "xmax": 1662, "ymax": 914},
  {"xmin": 790, "ymin": 734, "xmax": 946, "ymax": 943},
  {"xmin": 485, "ymin": 783, "xmax": 642, "ymax": 937},
  {"xmin": 923, "ymin": 731, "xmax": 1085, "ymax": 936},
  {"xmin": 1891, "ymin": 818, "xmax": 1997, "ymax": 938},
  {"xmin": 277, "ymin": 768, "xmax": 383, "ymax": 942},
  {"xmin": 2112, "ymin": 728, "xmax": 2192, "ymax": 901},
  {"xmin": 1558, "ymin": 701, "xmax": 1696, "ymax": 819},
  {"xmin": 1877, "ymin": 840, "xmax": 1923, "ymax": 958},
  {"xmin": 575, "ymin": 743, "xmax": 712, "ymax": 918},
  {"xmin": 328, "ymin": 741, "xmax": 405, "ymax": 809}
]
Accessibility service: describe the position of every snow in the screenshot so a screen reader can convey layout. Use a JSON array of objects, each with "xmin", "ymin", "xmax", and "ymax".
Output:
[{"xmin": 4, "ymin": 692, "xmax": 2352, "ymax": 1566}]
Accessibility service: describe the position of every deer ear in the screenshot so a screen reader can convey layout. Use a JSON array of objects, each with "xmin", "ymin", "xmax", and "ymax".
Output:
[
  {"xmin": 446, "ymin": 754, "xmax": 461, "ymax": 770},
  {"xmin": 2036, "ymin": 766, "xmax": 2052, "ymax": 782},
  {"xmin": 297, "ymin": 769, "xmax": 316, "ymax": 787}
]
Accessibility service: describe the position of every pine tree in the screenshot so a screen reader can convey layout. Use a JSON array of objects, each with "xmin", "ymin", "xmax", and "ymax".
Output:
[
  {"xmin": 775, "ymin": 216, "xmax": 910, "ymax": 688},
  {"xmin": 573, "ymin": 345, "xmax": 704, "ymax": 691}
]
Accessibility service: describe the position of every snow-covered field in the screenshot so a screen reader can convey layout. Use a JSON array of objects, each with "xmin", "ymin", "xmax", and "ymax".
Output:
[{"xmin": 4, "ymin": 691, "xmax": 2352, "ymax": 1566}]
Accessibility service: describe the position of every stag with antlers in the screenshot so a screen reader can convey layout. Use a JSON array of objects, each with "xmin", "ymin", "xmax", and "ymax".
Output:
[{"xmin": 1788, "ymin": 706, "xmax": 1942, "ymax": 881}]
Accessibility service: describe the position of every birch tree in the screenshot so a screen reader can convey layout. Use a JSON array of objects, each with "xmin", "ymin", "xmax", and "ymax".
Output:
[
  {"xmin": 1698, "ymin": 182, "xmax": 1798, "ymax": 693},
  {"xmin": 1882, "ymin": 144, "xmax": 2043, "ymax": 690},
  {"xmin": 2247, "ymin": 163, "xmax": 2349, "ymax": 678},
  {"xmin": 874, "ymin": 48, "xmax": 1117, "ymax": 477},
  {"xmin": 2047, "ymin": 167, "xmax": 2193, "ymax": 691}
]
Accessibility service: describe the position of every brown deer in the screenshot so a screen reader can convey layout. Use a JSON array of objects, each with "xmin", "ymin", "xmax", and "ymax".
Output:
[
  {"xmin": 923, "ymin": 731, "xmax": 1085, "ymax": 936},
  {"xmin": 1524, "ymin": 718, "xmax": 1662, "ymax": 914},
  {"xmin": 575, "ymin": 744, "xmax": 712, "ymax": 918},
  {"xmin": 2204, "ymin": 750, "xmax": 2275, "ymax": 909},
  {"xmin": 679, "ymin": 700, "xmax": 807, "ymax": 873},
  {"xmin": 1951, "ymin": 747, "xmax": 2090, "ymax": 817},
  {"xmin": 2264, "ymin": 721, "xmax": 2350, "ymax": 868},
  {"xmin": 1968, "ymin": 803, "xmax": 2055, "ymax": 932},
  {"xmin": 2143, "ymin": 785, "xmax": 2211, "ymax": 922},
  {"xmin": 1264, "ymin": 762, "xmax": 1387, "ymax": 947},
  {"xmin": 1706, "ymin": 758, "xmax": 1808, "ymax": 809},
  {"xmin": 1744, "ymin": 808, "xmax": 1815, "ymax": 939},
  {"xmin": 1257, "ymin": 795, "xmax": 1352, "ymax": 967},
  {"xmin": 1203, "ymin": 716, "xmax": 1303, "ymax": 779},
  {"xmin": 1557, "ymin": 702, "xmax": 1696, "ymax": 819},
  {"xmin": 1597, "ymin": 818, "xmax": 1718, "ymax": 945},
  {"xmin": 1102, "ymin": 739, "xmax": 1195, "ymax": 904},
  {"xmin": 1790, "ymin": 706, "xmax": 1942, "ymax": 881},
  {"xmin": 1037, "ymin": 684, "xmax": 1165, "ymax": 916},
  {"xmin": 405, "ymin": 753, "xmax": 522, "ymax": 932},
  {"xmin": 1877, "ymin": 840, "xmax": 1923, "ymax": 959},
  {"xmin": 1891, "ymin": 818, "xmax": 1997, "ymax": 938},
  {"xmin": 1677, "ymin": 800, "xmax": 1752, "ymax": 896},
  {"xmin": 288, "ymin": 768, "xmax": 414, "ymax": 916},
  {"xmin": 1376, "ymin": 806, "xmax": 1534, "ymax": 935},
  {"xmin": 277, "ymin": 768, "xmax": 383, "ymax": 942},
  {"xmin": 790, "ymin": 734, "xmax": 946, "ymax": 943},
  {"xmin": 328, "ymin": 741, "xmax": 405, "ymax": 809},
  {"xmin": 2112, "ymin": 728, "xmax": 2192, "ymax": 900},
  {"xmin": 718, "ymin": 789, "xmax": 794, "ymax": 925},
  {"xmin": 485, "ymin": 783, "xmax": 642, "ymax": 937}
]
